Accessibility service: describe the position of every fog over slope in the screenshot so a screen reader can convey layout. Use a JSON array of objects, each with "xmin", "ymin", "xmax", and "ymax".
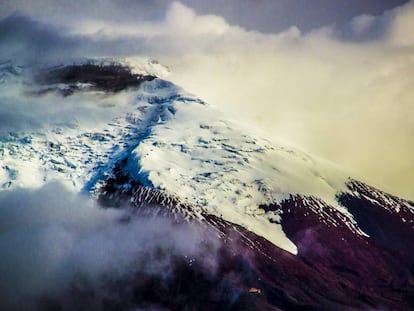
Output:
[
  {"xmin": 0, "ymin": 183, "xmax": 220, "ymax": 310},
  {"xmin": 0, "ymin": 1, "xmax": 413, "ymax": 198}
]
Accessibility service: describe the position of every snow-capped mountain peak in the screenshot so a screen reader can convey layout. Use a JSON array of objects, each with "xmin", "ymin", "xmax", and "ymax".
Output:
[
  {"xmin": 0, "ymin": 59, "xmax": 363, "ymax": 255},
  {"xmin": 1, "ymin": 58, "xmax": 414, "ymax": 310}
]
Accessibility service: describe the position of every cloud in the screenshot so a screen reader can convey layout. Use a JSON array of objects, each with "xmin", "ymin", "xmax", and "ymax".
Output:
[
  {"xmin": 0, "ymin": 1, "xmax": 413, "ymax": 198},
  {"xmin": 0, "ymin": 0, "xmax": 408, "ymax": 33},
  {"xmin": 0, "ymin": 71, "xmax": 141, "ymax": 135},
  {"xmin": 0, "ymin": 183, "xmax": 220, "ymax": 310},
  {"xmin": 153, "ymin": 2, "xmax": 414, "ymax": 198},
  {"xmin": 386, "ymin": 1, "xmax": 414, "ymax": 46}
]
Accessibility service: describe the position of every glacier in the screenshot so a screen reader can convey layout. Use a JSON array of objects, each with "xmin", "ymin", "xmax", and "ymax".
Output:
[
  {"xmin": 1, "ymin": 58, "xmax": 414, "ymax": 311},
  {"xmin": 0, "ymin": 58, "xmax": 363, "ymax": 255}
]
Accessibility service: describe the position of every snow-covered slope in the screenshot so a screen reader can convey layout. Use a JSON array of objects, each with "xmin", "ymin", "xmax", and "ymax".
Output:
[
  {"xmin": 0, "ymin": 59, "xmax": 365, "ymax": 254},
  {"xmin": 0, "ymin": 60, "xmax": 365, "ymax": 251},
  {"xmin": 2, "ymin": 59, "xmax": 414, "ymax": 310}
]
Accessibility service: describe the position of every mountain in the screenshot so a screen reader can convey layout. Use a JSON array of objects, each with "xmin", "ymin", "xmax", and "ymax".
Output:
[{"xmin": 0, "ymin": 59, "xmax": 413, "ymax": 310}]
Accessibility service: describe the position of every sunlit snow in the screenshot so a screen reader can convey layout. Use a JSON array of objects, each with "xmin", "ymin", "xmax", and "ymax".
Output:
[{"xmin": 0, "ymin": 59, "xmax": 357, "ymax": 254}]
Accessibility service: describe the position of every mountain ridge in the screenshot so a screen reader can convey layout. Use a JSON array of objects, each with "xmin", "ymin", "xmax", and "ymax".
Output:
[{"xmin": 1, "ymin": 59, "xmax": 413, "ymax": 310}]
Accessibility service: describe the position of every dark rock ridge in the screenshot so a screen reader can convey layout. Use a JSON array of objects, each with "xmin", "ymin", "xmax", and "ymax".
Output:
[
  {"xmin": 35, "ymin": 63, "xmax": 155, "ymax": 95},
  {"xmin": 338, "ymin": 180, "xmax": 414, "ymax": 263}
]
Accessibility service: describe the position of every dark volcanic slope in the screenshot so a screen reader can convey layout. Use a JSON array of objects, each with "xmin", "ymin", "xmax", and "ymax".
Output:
[
  {"xmin": 35, "ymin": 63, "xmax": 155, "ymax": 95},
  {"xmin": 89, "ymin": 166, "xmax": 414, "ymax": 311},
  {"xmin": 339, "ymin": 180, "xmax": 414, "ymax": 262}
]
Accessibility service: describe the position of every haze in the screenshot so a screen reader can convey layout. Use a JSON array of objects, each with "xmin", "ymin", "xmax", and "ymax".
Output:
[{"xmin": 0, "ymin": 0, "xmax": 413, "ymax": 199}]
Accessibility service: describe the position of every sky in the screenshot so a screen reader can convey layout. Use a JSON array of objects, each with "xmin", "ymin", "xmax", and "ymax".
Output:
[
  {"xmin": 0, "ymin": 0, "xmax": 413, "ymax": 199},
  {"xmin": 0, "ymin": 0, "xmax": 408, "ymax": 33}
]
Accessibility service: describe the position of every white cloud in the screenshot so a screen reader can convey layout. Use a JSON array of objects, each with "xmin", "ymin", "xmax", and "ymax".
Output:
[
  {"xmin": 0, "ymin": 1, "xmax": 413, "ymax": 198},
  {"xmin": 0, "ymin": 183, "xmax": 220, "ymax": 310},
  {"xmin": 349, "ymin": 14, "xmax": 377, "ymax": 36},
  {"xmin": 387, "ymin": 1, "xmax": 414, "ymax": 46},
  {"xmin": 166, "ymin": 1, "xmax": 231, "ymax": 35},
  {"xmin": 152, "ymin": 2, "xmax": 414, "ymax": 199}
]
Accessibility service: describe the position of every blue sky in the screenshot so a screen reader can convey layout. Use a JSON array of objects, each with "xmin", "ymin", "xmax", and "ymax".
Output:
[
  {"xmin": 180, "ymin": 0, "xmax": 408, "ymax": 32},
  {"xmin": 0, "ymin": 0, "xmax": 408, "ymax": 32}
]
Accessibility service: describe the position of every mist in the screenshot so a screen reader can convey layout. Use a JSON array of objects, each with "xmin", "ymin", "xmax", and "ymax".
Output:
[
  {"xmin": 0, "ymin": 183, "xmax": 220, "ymax": 310},
  {"xmin": 0, "ymin": 1, "xmax": 413, "ymax": 198},
  {"xmin": 159, "ymin": 2, "xmax": 414, "ymax": 199},
  {"xmin": 0, "ymin": 76, "xmax": 139, "ymax": 134}
]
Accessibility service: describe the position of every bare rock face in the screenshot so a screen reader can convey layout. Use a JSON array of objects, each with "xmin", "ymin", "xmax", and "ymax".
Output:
[
  {"xmin": 35, "ymin": 63, "xmax": 155, "ymax": 95},
  {"xmin": 338, "ymin": 180, "xmax": 414, "ymax": 261},
  {"xmin": 274, "ymin": 188, "xmax": 414, "ymax": 310}
]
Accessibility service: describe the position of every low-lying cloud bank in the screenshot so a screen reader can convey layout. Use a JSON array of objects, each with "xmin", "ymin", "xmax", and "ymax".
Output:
[
  {"xmin": 0, "ymin": 1, "xmax": 413, "ymax": 198},
  {"xmin": 0, "ymin": 183, "xmax": 219, "ymax": 310}
]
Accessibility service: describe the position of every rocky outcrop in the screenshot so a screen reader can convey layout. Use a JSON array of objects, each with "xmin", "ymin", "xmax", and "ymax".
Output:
[{"xmin": 36, "ymin": 63, "xmax": 155, "ymax": 95}]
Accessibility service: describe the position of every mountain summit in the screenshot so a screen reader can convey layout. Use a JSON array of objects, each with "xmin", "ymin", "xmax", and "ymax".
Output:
[{"xmin": 1, "ymin": 59, "xmax": 413, "ymax": 310}]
